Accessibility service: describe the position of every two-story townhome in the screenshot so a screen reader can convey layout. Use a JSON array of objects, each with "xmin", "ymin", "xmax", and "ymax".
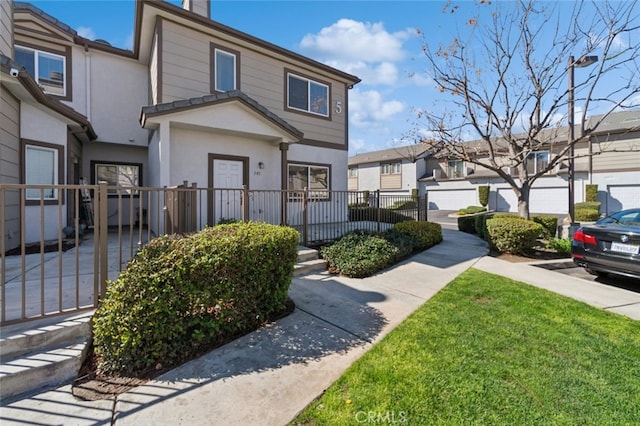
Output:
[
  {"xmin": 1, "ymin": 0, "xmax": 360, "ymax": 251},
  {"xmin": 418, "ymin": 110, "xmax": 640, "ymax": 214},
  {"xmin": 348, "ymin": 144, "xmax": 430, "ymax": 196}
]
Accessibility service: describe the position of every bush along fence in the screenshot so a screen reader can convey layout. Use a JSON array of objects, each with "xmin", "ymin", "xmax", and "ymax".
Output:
[{"xmin": 0, "ymin": 183, "xmax": 429, "ymax": 325}]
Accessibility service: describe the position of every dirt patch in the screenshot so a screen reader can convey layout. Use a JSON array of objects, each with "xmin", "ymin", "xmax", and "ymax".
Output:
[
  {"xmin": 72, "ymin": 298, "xmax": 296, "ymax": 401},
  {"xmin": 489, "ymin": 246, "xmax": 570, "ymax": 263}
]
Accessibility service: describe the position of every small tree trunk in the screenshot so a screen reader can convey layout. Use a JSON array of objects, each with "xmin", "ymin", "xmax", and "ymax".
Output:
[{"xmin": 517, "ymin": 184, "xmax": 531, "ymax": 220}]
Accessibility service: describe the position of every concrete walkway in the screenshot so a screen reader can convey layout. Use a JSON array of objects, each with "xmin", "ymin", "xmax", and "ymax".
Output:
[{"xmin": 1, "ymin": 228, "xmax": 639, "ymax": 425}]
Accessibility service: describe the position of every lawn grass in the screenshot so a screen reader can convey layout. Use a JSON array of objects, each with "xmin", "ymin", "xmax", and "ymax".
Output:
[{"xmin": 291, "ymin": 269, "xmax": 640, "ymax": 425}]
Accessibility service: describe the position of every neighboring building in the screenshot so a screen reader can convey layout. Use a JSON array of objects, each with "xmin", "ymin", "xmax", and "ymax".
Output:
[
  {"xmin": 348, "ymin": 144, "xmax": 430, "ymax": 196},
  {"xmin": 418, "ymin": 110, "xmax": 640, "ymax": 214},
  {"xmin": 1, "ymin": 0, "xmax": 360, "ymax": 250}
]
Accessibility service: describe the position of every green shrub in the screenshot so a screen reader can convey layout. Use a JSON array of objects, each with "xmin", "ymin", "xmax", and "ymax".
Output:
[
  {"xmin": 457, "ymin": 205, "xmax": 487, "ymax": 215},
  {"xmin": 585, "ymin": 184, "xmax": 598, "ymax": 202},
  {"xmin": 575, "ymin": 201, "xmax": 601, "ymax": 212},
  {"xmin": 348, "ymin": 207, "xmax": 413, "ymax": 224},
  {"xmin": 217, "ymin": 217, "xmax": 238, "ymax": 225},
  {"xmin": 492, "ymin": 212, "xmax": 523, "ymax": 219},
  {"xmin": 545, "ymin": 238, "xmax": 572, "ymax": 255},
  {"xmin": 478, "ymin": 185, "xmax": 490, "ymax": 207},
  {"xmin": 393, "ymin": 221, "xmax": 442, "ymax": 250},
  {"xmin": 411, "ymin": 188, "xmax": 419, "ymax": 201},
  {"xmin": 475, "ymin": 213, "xmax": 491, "ymax": 240},
  {"xmin": 532, "ymin": 215, "xmax": 558, "ymax": 239},
  {"xmin": 389, "ymin": 200, "xmax": 418, "ymax": 210},
  {"xmin": 486, "ymin": 217, "xmax": 543, "ymax": 255},
  {"xmin": 321, "ymin": 230, "xmax": 400, "ymax": 278},
  {"xmin": 458, "ymin": 215, "xmax": 477, "ymax": 234},
  {"xmin": 575, "ymin": 208, "xmax": 600, "ymax": 222},
  {"xmin": 92, "ymin": 222, "xmax": 299, "ymax": 376},
  {"xmin": 382, "ymin": 229, "xmax": 418, "ymax": 260}
]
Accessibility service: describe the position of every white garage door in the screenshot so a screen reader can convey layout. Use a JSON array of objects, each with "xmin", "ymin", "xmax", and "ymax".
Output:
[
  {"xmin": 607, "ymin": 185, "xmax": 640, "ymax": 214},
  {"xmin": 427, "ymin": 189, "xmax": 477, "ymax": 210},
  {"xmin": 496, "ymin": 187, "xmax": 567, "ymax": 214}
]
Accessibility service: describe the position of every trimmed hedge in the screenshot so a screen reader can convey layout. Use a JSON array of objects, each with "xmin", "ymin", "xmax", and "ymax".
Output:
[
  {"xmin": 575, "ymin": 209, "xmax": 600, "ymax": 221},
  {"xmin": 348, "ymin": 207, "xmax": 413, "ymax": 223},
  {"xmin": 92, "ymin": 222, "xmax": 299, "ymax": 376},
  {"xmin": 322, "ymin": 221, "xmax": 443, "ymax": 278},
  {"xmin": 393, "ymin": 221, "xmax": 443, "ymax": 250},
  {"xmin": 457, "ymin": 205, "xmax": 487, "ymax": 215},
  {"xmin": 478, "ymin": 185, "xmax": 490, "ymax": 207},
  {"xmin": 486, "ymin": 217, "xmax": 543, "ymax": 255},
  {"xmin": 532, "ymin": 215, "xmax": 558, "ymax": 239},
  {"xmin": 458, "ymin": 215, "xmax": 477, "ymax": 234},
  {"xmin": 585, "ymin": 184, "xmax": 598, "ymax": 202},
  {"xmin": 389, "ymin": 200, "xmax": 418, "ymax": 210},
  {"xmin": 575, "ymin": 201, "xmax": 601, "ymax": 211}
]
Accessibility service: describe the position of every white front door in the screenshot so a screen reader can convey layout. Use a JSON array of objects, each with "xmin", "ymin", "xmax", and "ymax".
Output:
[{"xmin": 213, "ymin": 159, "xmax": 244, "ymax": 223}]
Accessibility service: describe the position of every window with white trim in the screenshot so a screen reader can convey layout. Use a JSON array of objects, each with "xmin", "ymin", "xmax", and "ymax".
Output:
[
  {"xmin": 526, "ymin": 151, "xmax": 549, "ymax": 174},
  {"xmin": 25, "ymin": 144, "xmax": 60, "ymax": 201},
  {"xmin": 349, "ymin": 167, "xmax": 358, "ymax": 178},
  {"xmin": 447, "ymin": 160, "xmax": 465, "ymax": 178},
  {"xmin": 94, "ymin": 162, "xmax": 141, "ymax": 195},
  {"xmin": 287, "ymin": 72, "xmax": 329, "ymax": 117},
  {"xmin": 288, "ymin": 164, "xmax": 330, "ymax": 199},
  {"xmin": 213, "ymin": 48, "xmax": 236, "ymax": 92},
  {"xmin": 381, "ymin": 162, "xmax": 401, "ymax": 175},
  {"xmin": 15, "ymin": 46, "xmax": 66, "ymax": 97}
]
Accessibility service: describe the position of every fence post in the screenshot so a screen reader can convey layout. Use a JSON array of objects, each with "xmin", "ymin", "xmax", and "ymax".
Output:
[
  {"xmin": 376, "ymin": 189, "xmax": 381, "ymax": 233},
  {"xmin": 242, "ymin": 185, "xmax": 249, "ymax": 222},
  {"xmin": 302, "ymin": 187, "xmax": 309, "ymax": 246},
  {"xmin": 424, "ymin": 192, "xmax": 429, "ymax": 222},
  {"xmin": 98, "ymin": 181, "xmax": 108, "ymax": 299}
]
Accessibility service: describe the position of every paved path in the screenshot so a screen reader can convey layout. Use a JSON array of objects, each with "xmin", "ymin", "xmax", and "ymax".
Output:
[{"xmin": 2, "ymin": 227, "xmax": 639, "ymax": 426}]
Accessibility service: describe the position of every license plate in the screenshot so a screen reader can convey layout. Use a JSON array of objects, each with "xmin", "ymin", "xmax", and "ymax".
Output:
[{"xmin": 610, "ymin": 242, "xmax": 640, "ymax": 254}]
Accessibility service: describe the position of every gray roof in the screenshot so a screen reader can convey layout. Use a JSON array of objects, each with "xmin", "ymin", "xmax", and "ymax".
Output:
[
  {"xmin": 587, "ymin": 110, "xmax": 640, "ymax": 134},
  {"xmin": 140, "ymin": 90, "xmax": 304, "ymax": 139},
  {"xmin": 349, "ymin": 144, "xmax": 431, "ymax": 165}
]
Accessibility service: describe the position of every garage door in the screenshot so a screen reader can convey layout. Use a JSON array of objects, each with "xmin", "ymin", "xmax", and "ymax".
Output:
[
  {"xmin": 496, "ymin": 187, "xmax": 567, "ymax": 214},
  {"xmin": 427, "ymin": 189, "xmax": 477, "ymax": 210},
  {"xmin": 607, "ymin": 185, "xmax": 640, "ymax": 214}
]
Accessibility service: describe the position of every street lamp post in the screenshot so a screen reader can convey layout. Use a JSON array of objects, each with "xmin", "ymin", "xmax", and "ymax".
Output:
[{"xmin": 568, "ymin": 55, "xmax": 598, "ymax": 229}]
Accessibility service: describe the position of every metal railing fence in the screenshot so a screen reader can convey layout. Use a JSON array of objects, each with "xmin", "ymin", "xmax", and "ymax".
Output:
[{"xmin": 0, "ymin": 182, "xmax": 427, "ymax": 325}]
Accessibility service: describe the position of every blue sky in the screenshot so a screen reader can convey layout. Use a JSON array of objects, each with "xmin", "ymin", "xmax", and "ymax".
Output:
[{"xmin": 26, "ymin": 1, "xmax": 640, "ymax": 155}]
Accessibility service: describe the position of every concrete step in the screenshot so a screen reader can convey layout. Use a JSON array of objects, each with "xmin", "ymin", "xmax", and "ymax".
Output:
[
  {"xmin": 0, "ymin": 312, "xmax": 93, "ymax": 401},
  {"xmin": 294, "ymin": 258, "xmax": 328, "ymax": 276},
  {"xmin": 294, "ymin": 246, "xmax": 327, "ymax": 276}
]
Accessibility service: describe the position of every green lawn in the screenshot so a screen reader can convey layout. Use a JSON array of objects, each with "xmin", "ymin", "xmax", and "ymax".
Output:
[{"xmin": 291, "ymin": 269, "xmax": 640, "ymax": 425}]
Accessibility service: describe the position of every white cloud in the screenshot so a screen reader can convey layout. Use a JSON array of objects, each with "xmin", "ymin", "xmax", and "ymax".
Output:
[
  {"xmin": 349, "ymin": 138, "xmax": 366, "ymax": 153},
  {"xmin": 349, "ymin": 89, "xmax": 406, "ymax": 128},
  {"xmin": 77, "ymin": 26, "xmax": 96, "ymax": 40},
  {"xmin": 299, "ymin": 19, "xmax": 417, "ymax": 87}
]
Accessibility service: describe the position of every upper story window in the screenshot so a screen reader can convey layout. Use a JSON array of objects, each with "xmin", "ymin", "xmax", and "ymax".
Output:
[
  {"xmin": 381, "ymin": 162, "xmax": 401, "ymax": 175},
  {"xmin": 15, "ymin": 45, "xmax": 66, "ymax": 97},
  {"xmin": 287, "ymin": 71, "xmax": 329, "ymax": 117},
  {"xmin": 447, "ymin": 160, "xmax": 465, "ymax": 178},
  {"xmin": 525, "ymin": 151, "xmax": 549, "ymax": 174},
  {"xmin": 349, "ymin": 167, "xmax": 358, "ymax": 178},
  {"xmin": 211, "ymin": 45, "xmax": 239, "ymax": 92}
]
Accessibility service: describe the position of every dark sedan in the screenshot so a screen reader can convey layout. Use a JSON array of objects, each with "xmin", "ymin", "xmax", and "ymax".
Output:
[{"xmin": 572, "ymin": 208, "xmax": 640, "ymax": 280}]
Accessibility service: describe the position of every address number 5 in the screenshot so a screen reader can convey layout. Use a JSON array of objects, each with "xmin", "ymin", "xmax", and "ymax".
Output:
[{"xmin": 335, "ymin": 101, "xmax": 342, "ymax": 114}]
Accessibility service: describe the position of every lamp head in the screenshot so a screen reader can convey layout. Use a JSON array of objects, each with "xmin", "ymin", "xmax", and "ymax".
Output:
[{"xmin": 575, "ymin": 55, "xmax": 598, "ymax": 68}]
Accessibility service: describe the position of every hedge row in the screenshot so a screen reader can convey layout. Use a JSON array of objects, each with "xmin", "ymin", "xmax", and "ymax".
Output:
[
  {"xmin": 92, "ymin": 222, "xmax": 299, "ymax": 376},
  {"xmin": 321, "ymin": 221, "xmax": 442, "ymax": 278}
]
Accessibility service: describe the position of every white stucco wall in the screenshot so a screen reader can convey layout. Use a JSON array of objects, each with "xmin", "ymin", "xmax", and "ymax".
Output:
[
  {"xmin": 67, "ymin": 46, "xmax": 148, "ymax": 146},
  {"xmin": 20, "ymin": 103, "xmax": 69, "ymax": 243}
]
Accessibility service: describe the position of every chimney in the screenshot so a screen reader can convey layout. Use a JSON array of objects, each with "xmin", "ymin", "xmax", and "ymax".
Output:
[{"xmin": 182, "ymin": 0, "xmax": 209, "ymax": 19}]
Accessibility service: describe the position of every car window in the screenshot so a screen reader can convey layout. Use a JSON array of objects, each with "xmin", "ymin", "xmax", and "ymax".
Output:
[{"xmin": 598, "ymin": 211, "xmax": 640, "ymax": 227}]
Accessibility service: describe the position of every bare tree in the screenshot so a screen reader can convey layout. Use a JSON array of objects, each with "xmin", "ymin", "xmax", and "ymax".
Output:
[{"xmin": 414, "ymin": 0, "xmax": 640, "ymax": 219}]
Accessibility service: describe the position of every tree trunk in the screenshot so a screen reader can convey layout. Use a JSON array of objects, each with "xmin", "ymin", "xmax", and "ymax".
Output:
[{"xmin": 517, "ymin": 184, "xmax": 531, "ymax": 220}]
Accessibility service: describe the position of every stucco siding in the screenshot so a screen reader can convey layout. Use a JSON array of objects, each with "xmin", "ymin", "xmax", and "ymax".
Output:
[{"xmin": 86, "ymin": 52, "xmax": 148, "ymax": 146}]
